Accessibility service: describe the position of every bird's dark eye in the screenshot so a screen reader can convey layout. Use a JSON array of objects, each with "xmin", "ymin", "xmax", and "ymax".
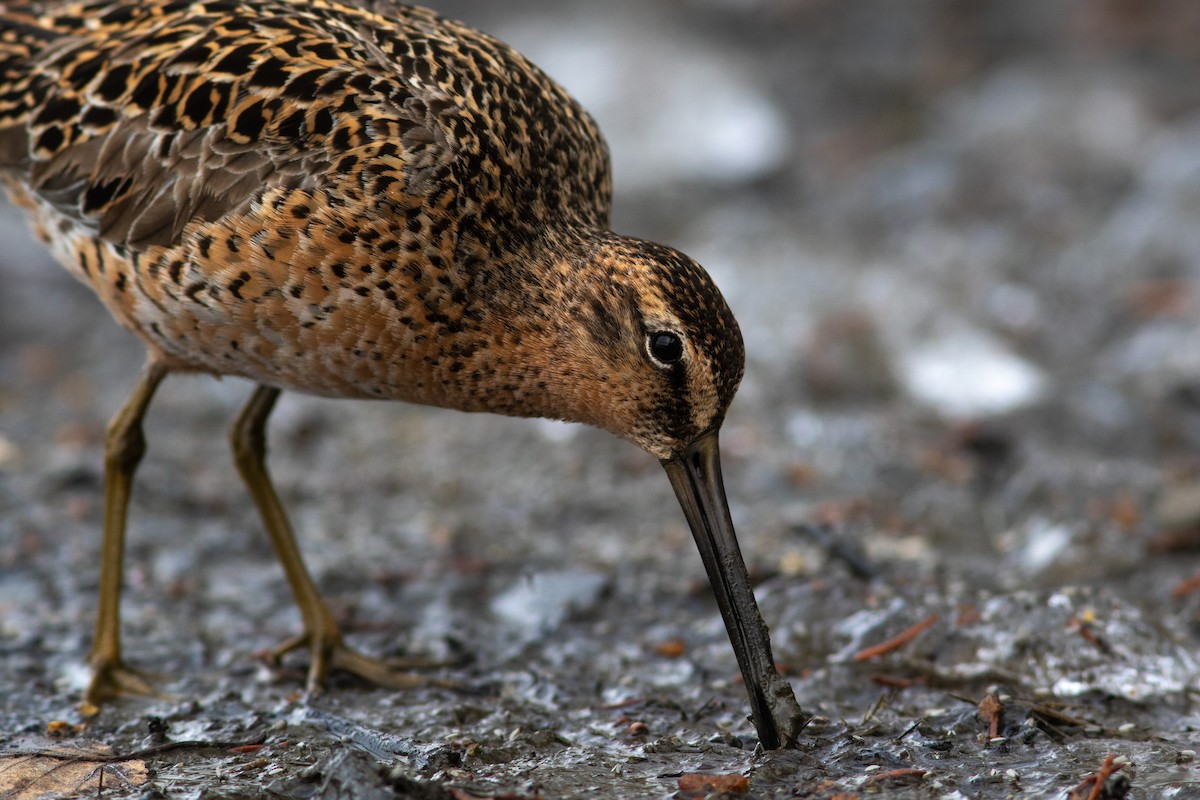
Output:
[{"xmin": 648, "ymin": 331, "xmax": 684, "ymax": 365}]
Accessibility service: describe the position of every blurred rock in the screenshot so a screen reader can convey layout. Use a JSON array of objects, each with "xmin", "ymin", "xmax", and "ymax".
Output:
[
  {"xmin": 802, "ymin": 310, "xmax": 898, "ymax": 404},
  {"xmin": 895, "ymin": 323, "xmax": 1047, "ymax": 419},
  {"xmin": 1155, "ymin": 480, "xmax": 1200, "ymax": 533},
  {"xmin": 491, "ymin": 568, "xmax": 609, "ymax": 640},
  {"xmin": 1011, "ymin": 518, "xmax": 1074, "ymax": 576}
]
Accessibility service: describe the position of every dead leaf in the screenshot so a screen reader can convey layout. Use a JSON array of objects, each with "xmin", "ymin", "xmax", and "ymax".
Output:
[
  {"xmin": 978, "ymin": 692, "xmax": 1003, "ymax": 738},
  {"xmin": 678, "ymin": 772, "xmax": 750, "ymax": 796},
  {"xmin": 0, "ymin": 748, "xmax": 148, "ymax": 800},
  {"xmin": 653, "ymin": 639, "xmax": 686, "ymax": 658}
]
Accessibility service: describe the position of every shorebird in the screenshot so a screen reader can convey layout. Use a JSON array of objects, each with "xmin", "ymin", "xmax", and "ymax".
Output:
[{"xmin": 0, "ymin": 0, "xmax": 806, "ymax": 747}]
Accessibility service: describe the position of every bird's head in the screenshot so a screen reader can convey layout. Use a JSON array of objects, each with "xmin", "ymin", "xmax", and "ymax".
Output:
[
  {"xmin": 458, "ymin": 227, "xmax": 804, "ymax": 746},
  {"xmin": 531, "ymin": 231, "xmax": 745, "ymax": 461},
  {"xmin": 517, "ymin": 229, "xmax": 804, "ymax": 748}
]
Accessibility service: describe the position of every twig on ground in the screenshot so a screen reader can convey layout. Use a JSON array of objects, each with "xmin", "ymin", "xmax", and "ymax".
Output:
[
  {"xmin": 863, "ymin": 767, "xmax": 927, "ymax": 786},
  {"xmin": 1067, "ymin": 753, "xmax": 1126, "ymax": 800},
  {"xmin": 2, "ymin": 733, "xmax": 269, "ymax": 764},
  {"xmin": 1170, "ymin": 571, "xmax": 1200, "ymax": 599},
  {"xmin": 854, "ymin": 614, "xmax": 939, "ymax": 662}
]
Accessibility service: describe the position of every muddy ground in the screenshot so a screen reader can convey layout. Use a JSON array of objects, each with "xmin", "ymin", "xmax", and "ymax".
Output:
[{"xmin": 2, "ymin": 1, "xmax": 1200, "ymax": 798}]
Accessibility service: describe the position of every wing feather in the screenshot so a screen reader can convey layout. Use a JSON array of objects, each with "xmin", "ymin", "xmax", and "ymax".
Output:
[
  {"xmin": 0, "ymin": 0, "xmax": 611, "ymax": 258},
  {"xmin": 0, "ymin": 0, "xmax": 461, "ymax": 251}
]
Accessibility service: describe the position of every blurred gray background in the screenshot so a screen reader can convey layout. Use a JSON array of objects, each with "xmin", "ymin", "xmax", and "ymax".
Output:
[{"xmin": 2, "ymin": 1, "xmax": 1199, "ymax": 797}]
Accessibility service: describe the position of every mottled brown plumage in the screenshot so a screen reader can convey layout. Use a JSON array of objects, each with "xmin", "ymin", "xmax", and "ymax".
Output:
[{"xmin": 0, "ymin": 0, "xmax": 805, "ymax": 747}]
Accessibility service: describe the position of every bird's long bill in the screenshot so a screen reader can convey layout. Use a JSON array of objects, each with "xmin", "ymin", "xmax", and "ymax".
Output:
[{"xmin": 662, "ymin": 432, "xmax": 808, "ymax": 749}]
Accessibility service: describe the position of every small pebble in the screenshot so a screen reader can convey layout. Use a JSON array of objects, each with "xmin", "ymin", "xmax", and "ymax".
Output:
[{"xmin": 0, "ymin": 434, "xmax": 19, "ymax": 467}]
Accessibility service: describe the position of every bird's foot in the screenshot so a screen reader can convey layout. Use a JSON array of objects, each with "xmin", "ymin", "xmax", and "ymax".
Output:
[
  {"xmin": 263, "ymin": 632, "xmax": 458, "ymax": 692},
  {"xmin": 80, "ymin": 659, "xmax": 175, "ymax": 715}
]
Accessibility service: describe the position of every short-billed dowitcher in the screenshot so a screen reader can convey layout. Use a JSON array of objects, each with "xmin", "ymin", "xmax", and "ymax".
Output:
[{"xmin": 0, "ymin": 0, "xmax": 806, "ymax": 747}]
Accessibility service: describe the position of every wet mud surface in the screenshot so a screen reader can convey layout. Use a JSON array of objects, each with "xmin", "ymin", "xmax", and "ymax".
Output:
[{"xmin": 2, "ymin": 1, "xmax": 1200, "ymax": 798}]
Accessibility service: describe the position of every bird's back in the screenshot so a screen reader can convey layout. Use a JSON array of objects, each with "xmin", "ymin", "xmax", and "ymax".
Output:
[{"xmin": 0, "ymin": 0, "xmax": 614, "ymax": 401}]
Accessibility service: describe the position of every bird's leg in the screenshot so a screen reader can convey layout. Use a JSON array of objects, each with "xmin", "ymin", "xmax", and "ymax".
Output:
[
  {"xmin": 231, "ymin": 384, "xmax": 444, "ymax": 692},
  {"xmin": 85, "ymin": 359, "xmax": 170, "ymax": 710}
]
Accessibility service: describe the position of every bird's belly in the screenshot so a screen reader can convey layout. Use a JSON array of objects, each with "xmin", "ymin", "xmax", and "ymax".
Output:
[
  {"xmin": 10, "ymin": 204, "xmax": 445, "ymax": 404},
  {"xmin": 127, "ymin": 270, "xmax": 466, "ymax": 405}
]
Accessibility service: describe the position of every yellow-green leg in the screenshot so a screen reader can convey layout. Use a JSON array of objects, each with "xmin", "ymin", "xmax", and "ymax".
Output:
[
  {"xmin": 231, "ymin": 384, "xmax": 441, "ymax": 692},
  {"xmin": 85, "ymin": 359, "xmax": 169, "ymax": 710}
]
